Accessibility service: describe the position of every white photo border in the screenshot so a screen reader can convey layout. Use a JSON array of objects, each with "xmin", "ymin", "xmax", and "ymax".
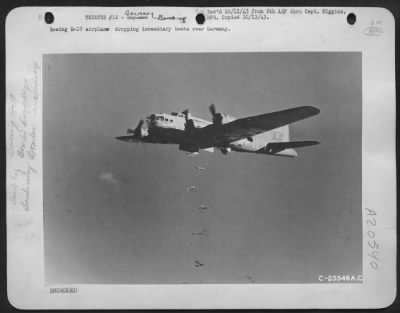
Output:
[{"xmin": 5, "ymin": 6, "xmax": 396, "ymax": 309}]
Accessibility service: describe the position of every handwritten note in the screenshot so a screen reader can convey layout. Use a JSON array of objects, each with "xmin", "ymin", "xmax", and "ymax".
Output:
[
  {"xmin": 7, "ymin": 62, "xmax": 39, "ymax": 160},
  {"xmin": 7, "ymin": 61, "xmax": 40, "ymax": 240}
]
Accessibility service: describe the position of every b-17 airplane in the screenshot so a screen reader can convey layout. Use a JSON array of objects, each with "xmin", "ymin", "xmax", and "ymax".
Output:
[{"xmin": 116, "ymin": 104, "xmax": 320, "ymax": 157}]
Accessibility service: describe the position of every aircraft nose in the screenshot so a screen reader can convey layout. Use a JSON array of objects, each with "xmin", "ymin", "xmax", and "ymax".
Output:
[
  {"xmin": 115, "ymin": 135, "xmax": 135, "ymax": 142},
  {"xmin": 115, "ymin": 136, "xmax": 126, "ymax": 141}
]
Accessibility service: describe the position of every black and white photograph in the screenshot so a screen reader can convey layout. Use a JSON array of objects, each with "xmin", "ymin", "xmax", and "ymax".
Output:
[
  {"xmin": 43, "ymin": 52, "xmax": 362, "ymax": 285},
  {"xmin": 5, "ymin": 6, "xmax": 396, "ymax": 309}
]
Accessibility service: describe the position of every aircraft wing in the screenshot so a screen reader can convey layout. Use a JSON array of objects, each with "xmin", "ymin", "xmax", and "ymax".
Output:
[{"xmin": 210, "ymin": 106, "xmax": 320, "ymax": 144}]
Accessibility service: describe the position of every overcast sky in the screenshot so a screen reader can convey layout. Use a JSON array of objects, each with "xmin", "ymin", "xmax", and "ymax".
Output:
[{"xmin": 44, "ymin": 52, "xmax": 362, "ymax": 284}]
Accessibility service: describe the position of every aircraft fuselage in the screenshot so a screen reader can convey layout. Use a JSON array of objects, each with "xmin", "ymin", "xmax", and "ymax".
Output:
[{"xmin": 137, "ymin": 112, "xmax": 290, "ymax": 154}]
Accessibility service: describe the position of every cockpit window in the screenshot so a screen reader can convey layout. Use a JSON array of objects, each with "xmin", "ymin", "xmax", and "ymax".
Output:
[{"xmin": 150, "ymin": 115, "xmax": 171, "ymax": 122}]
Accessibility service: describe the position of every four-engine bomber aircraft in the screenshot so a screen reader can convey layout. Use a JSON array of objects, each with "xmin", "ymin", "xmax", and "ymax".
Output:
[{"xmin": 116, "ymin": 104, "xmax": 320, "ymax": 157}]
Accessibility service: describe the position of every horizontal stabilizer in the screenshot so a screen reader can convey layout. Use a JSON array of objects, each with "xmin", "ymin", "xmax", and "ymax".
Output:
[{"xmin": 265, "ymin": 141, "xmax": 320, "ymax": 154}]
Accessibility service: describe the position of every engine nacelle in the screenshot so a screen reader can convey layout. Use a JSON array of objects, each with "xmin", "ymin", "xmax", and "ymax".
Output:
[
  {"xmin": 185, "ymin": 119, "xmax": 196, "ymax": 132},
  {"xmin": 220, "ymin": 147, "xmax": 231, "ymax": 155}
]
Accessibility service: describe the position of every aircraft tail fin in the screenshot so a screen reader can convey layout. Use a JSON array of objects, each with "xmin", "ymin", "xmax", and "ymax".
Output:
[
  {"xmin": 270, "ymin": 125, "xmax": 290, "ymax": 142},
  {"xmin": 281, "ymin": 125, "xmax": 290, "ymax": 142}
]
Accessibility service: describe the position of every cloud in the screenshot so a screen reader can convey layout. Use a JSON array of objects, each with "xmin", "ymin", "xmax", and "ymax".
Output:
[{"xmin": 98, "ymin": 171, "xmax": 119, "ymax": 186}]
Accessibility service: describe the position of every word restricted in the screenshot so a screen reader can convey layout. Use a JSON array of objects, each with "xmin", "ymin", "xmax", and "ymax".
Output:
[{"xmin": 50, "ymin": 287, "xmax": 78, "ymax": 294}]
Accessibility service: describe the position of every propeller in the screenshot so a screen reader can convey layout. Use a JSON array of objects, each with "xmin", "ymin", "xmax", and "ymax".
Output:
[
  {"xmin": 209, "ymin": 104, "xmax": 223, "ymax": 125},
  {"xmin": 209, "ymin": 104, "xmax": 217, "ymax": 117},
  {"xmin": 127, "ymin": 119, "xmax": 145, "ymax": 137},
  {"xmin": 182, "ymin": 109, "xmax": 190, "ymax": 121},
  {"xmin": 182, "ymin": 109, "xmax": 195, "ymax": 131}
]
